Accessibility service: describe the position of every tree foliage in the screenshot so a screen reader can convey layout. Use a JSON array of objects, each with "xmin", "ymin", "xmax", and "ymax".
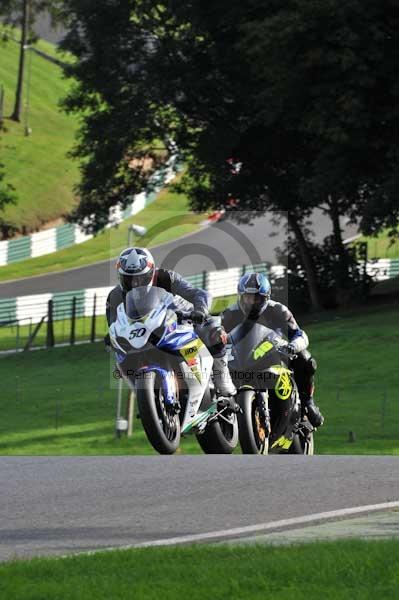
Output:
[
  {"xmin": 0, "ymin": 156, "xmax": 17, "ymax": 238},
  {"xmin": 59, "ymin": 1, "xmax": 399, "ymax": 306},
  {"xmin": 0, "ymin": 0, "xmax": 64, "ymax": 37},
  {"xmin": 1, "ymin": 0, "xmax": 65, "ymax": 121}
]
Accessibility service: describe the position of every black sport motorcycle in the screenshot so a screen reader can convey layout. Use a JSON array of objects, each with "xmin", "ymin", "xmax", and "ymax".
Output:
[{"xmin": 227, "ymin": 321, "xmax": 314, "ymax": 455}]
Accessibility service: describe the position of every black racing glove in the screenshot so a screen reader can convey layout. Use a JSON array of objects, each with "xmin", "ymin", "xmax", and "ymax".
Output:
[
  {"xmin": 190, "ymin": 309, "xmax": 208, "ymax": 325},
  {"xmin": 277, "ymin": 342, "xmax": 296, "ymax": 357}
]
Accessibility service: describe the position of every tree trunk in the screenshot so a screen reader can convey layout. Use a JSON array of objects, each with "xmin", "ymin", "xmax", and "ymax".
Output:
[
  {"xmin": 288, "ymin": 213, "xmax": 323, "ymax": 311},
  {"xmin": 328, "ymin": 195, "xmax": 351, "ymax": 296},
  {"xmin": 11, "ymin": 0, "xmax": 30, "ymax": 123}
]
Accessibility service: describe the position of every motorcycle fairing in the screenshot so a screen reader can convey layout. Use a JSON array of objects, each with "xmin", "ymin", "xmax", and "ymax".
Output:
[
  {"xmin": 136, "ymin": 364, "xmax": 177, "ymax": 406},
  {"xmin": 114, "ymin": 301, "xmax": 167, "ymax": 350},
  {"xmin": 229, "ymin": 321, "xmax": 284, "ymax": 372},
  {"xmin": 271, "ymin": 435, "xmax": 293, "ymax": 450},
  {"xmin": 267, "ymin": 365, "xmax": 293, "ymax": 400},
  {"xmin": 157, "ymin": 325, "xmax": 198, "ymax": 352},
  {"xmin": 178, "ymin": 348, "xmax": 213, "ymax": 431}
]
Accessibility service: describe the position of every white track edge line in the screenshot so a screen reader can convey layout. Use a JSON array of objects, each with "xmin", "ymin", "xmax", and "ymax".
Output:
[{"xmin": 77, "ymin": 500, "xmax": 399, "ymax": 557}]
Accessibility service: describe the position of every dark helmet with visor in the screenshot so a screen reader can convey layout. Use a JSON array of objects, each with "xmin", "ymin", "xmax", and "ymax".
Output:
[{"xmin": 237, "ymin": 272, "xmax": 271, "ymax": 318}]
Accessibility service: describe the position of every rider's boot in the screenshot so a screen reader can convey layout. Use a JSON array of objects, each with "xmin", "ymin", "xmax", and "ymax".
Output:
[
  {"xmin": 302, "ymin": 395, "xmax": 324, "ymax": 428},
  {"xmin": 212, "ymin": 355, "xmax": 236, "ymax": 397}
]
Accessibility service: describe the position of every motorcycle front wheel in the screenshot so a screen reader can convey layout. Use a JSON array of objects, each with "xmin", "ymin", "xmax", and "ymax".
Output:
[
  {"xmin": 237, "ymin": 388, "xmax": 269, "ymax": 455},
  {"xmin": 136, "ymin": 371, "xmax": 181, "ymax": 455}
]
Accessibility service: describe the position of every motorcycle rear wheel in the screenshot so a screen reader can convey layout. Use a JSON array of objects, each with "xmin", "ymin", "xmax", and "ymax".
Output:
[
  {"xmin": 289, "ymin": 427, "xmax": 314, "ymax": 455},
  {"xmin": 136, "ymin": 371, "xmax": 181, "ymax": 455},
  {"xmin": 237, "ymin": 389, "xmax": 269, "ymax": 455},
  {"xmin": 196, "ymin": 395, "xmax": 238, "ymax": 454}
]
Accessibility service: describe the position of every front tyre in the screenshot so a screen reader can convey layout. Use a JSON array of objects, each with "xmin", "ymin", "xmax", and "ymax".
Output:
[
  {"xmin": 136, "ymin": 371, "xmax": 181, "ymax": 455},
  {"xmin": 237, "ymin": 389, "xmax": 269, "ymax": 455}
]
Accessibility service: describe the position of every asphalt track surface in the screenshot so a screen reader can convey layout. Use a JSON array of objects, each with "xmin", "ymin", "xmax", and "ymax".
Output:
[
  {"xmin": 0, "ymin": 212, "xmax": 357, "ymax": 299},
  {"xmin": 0, "ymin": 455, "xmax": 398, "ymax": 562}
]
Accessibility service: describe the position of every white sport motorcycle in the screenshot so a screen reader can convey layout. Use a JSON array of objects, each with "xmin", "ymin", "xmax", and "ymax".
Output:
[{"xmin": 109, "ymin": 286, "xmax": 238, "ymax": 455}]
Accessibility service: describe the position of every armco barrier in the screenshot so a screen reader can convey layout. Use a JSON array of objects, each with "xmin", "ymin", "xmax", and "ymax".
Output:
[{"xmin": 0, "ymin": 155, "xmax": 179, "ymax": 266}]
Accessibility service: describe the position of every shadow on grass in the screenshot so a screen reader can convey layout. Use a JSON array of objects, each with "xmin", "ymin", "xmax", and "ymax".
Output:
[{"xmin": 0, "ymin": 423, "xmax": 117, "ymax": 451}]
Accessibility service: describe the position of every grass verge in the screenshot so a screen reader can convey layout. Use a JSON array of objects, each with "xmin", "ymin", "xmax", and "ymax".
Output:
[
  {"xmin": 358, "ymin": 229, "xmax": 399, "ymax": 260},
  {"xmin": 1, "ymin": 304, "xmax": 398, "ymax": 455},
  {"xmin": 1, "ymin": 539, "xmax": 399, "ymax": 599},
  {"xmin": 0, "ymin": 34, "xmax": 79, "ymax": 232}
]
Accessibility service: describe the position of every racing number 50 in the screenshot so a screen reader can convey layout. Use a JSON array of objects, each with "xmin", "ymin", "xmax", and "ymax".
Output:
[{"xmin": 129, "ymin": 328, "xmax": 146, "ymax": 339}]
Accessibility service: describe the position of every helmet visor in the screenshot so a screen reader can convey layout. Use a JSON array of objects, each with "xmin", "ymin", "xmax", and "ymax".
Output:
[
  {"xmin": 240, "ymin": 292, "xmax": 268, "ymax": 315},
  {"xmin": 119, "ymin": 270, "xmax": 154, "ymax": 292}
]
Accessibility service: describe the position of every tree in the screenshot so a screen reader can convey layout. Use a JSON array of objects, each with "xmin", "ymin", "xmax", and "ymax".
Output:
[
  {"xmin": 0, "ymin": 157, "xmax": 17, "ymax": 238},
  {"xmin": 0, "ymin": 0, "xmax": 64, "ymax": 122},
  {"xmin": 59, "ymin": 1, "xmax": 399, "ymax": 309},
  {"xmin": 236, "ymin": 0, "xmax": 399, "ymax": 294}
]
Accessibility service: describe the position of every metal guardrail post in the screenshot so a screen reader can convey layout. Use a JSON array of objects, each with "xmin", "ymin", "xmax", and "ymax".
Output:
[
  {"xmin": 115, "ymin": 378, "xmax": 128, "ymax": 437},
  {"xmin": 46, "ymin": 300, "xmax": 54, "ymax": 348},
  {"xmin": 90, "ymin": 294, "xmax": 97, "ymax": 343},
  {"xmin": 70, "ymin": 296, "xmax": 76, "ymax": 345},
  {"xmin": 126, "ymin": 390, "xmax": 135, "ymax": 437},
  {"xmin": 202, "ymin": 270, "xmax": 208, "ymax": 290},
  {"xmin": 381, "ymin": 390, "xmax": 387, "ymax": 431}
]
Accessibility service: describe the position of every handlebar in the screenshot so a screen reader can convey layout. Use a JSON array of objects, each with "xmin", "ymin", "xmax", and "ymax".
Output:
[{"xmin": 175, "ymin": 310, "xmax": 206, "ymax": 325}]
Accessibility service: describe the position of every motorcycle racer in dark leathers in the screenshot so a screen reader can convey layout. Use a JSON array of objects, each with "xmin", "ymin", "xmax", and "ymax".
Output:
[
  {"xmin": 221, "ymin": 272, "xmax": 324, "ymax": 428},
  {"xmin": 105, "ymin": 247, "xmax": 236, "ymax": 397}
]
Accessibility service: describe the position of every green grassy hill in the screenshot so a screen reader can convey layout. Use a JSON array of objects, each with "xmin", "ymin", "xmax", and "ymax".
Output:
[
  {"xmin": 0, "ymin": 34, "xmax": 79, "ymax": 234},
  {"xmin": 0, "ymin": 304, "xmax": 397, "ymax": 455}
]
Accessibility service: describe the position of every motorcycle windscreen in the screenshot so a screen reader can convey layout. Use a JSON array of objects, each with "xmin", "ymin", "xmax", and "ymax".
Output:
[
  {"xmin": 125, "ymin": 286, "xmax": 172, "ymax": 320},
  {"xmin": 230, "ymin": 321, "xmax": 281, "ymax": 371}
]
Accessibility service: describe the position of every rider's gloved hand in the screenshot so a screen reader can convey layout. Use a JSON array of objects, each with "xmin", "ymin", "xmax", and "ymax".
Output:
[
  {"xmin": 285, "ymin": 343, "xmax": 297, "ymax": 357},
  {"xmin": 210, "ymin": 325, "xmax": 228, "ymax": 346},
  {"xmin": 277, "ymin": 341, "xmax": 296, "ymax": 356},
  {"xmin": 190, "ymin": 309, "xmax": 208, "ymax": 325}
]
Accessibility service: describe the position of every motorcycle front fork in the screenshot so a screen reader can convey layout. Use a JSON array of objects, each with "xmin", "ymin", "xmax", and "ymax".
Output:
[{"xmin": 257, "ymin": 391, "xmax": 271, "ymax": 436}]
